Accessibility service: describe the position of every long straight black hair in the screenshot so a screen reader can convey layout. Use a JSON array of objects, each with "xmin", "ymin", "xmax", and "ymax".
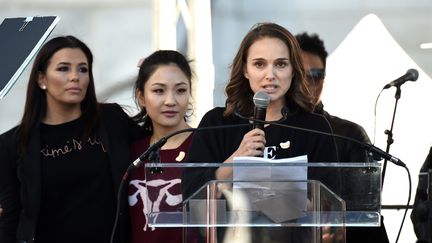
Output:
[{"xmin": 17, "ymin": 35, "xmax": 99, "ymax": 153}]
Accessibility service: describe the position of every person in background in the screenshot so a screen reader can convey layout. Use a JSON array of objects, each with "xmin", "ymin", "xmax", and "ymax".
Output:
[
  {"xmin": 295, "ymin": 32, "xmax": 371, "ymax": 162},
  {"xmin": 127, "ymin": 50, "xmax": 196, "ymax": 243},
  {"xmin": 411, "ymin": 146, "xmax": 432, "ymax": 243},
  {"xmin": 183, "ymin": 22, "xmax": 341, "ymax": 243},
  {"xmin": 296, "ymin": 32, "xmax": 390, "ymax": 243},
  {"xmin": 0, "ymin": 35, "xmax": 140, "ymax": 243}
]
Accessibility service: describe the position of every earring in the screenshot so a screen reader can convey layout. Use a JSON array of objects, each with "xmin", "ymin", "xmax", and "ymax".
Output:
[
  {"xmin": 185, "ymin": 102, "xmax": 194, "ymax": 119},
  {"xmin": 41, "ymin": 85, "xmax": 47, "ymax": 90}
]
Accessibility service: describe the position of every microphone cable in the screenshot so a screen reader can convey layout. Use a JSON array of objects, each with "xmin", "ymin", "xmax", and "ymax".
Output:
[
  {"xmin": 373, "ymin": 88, "xmax": 385, "ymax": 146},
  {"xmin": 235, "ymin": 109, "xmax": 405, "ymax": 166},
  {"xmin": 395, "ymin": 165, "xmax": 412, "ymax": 243},
  {"xmin": 235, "ymin": 108, "xmax": 341, "ymax": 162},
  {"xmin": 235, "ymin": 109, "xmax": 412, "ymax": 243},
  {"xmin": 310, "ymin": 112, "xmax": 340, "ymax": 163}
]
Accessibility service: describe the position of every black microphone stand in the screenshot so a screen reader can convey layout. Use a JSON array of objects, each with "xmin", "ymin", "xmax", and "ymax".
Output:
[{"xmin": 382, "ymin": 85, "xmax": 402, "ymax": 183}]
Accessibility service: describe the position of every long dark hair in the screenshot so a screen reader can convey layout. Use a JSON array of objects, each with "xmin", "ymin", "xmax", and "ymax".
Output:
[
  {"xmin": 224, "ymin": 22, "xmax": 314, "ymax": 117},
  {"xmin": 17, "ymin": 35, "xmax": 99, "ymax": 153},
  {"xmin": 132, "ymin": 50, "xmax": 193, "ymax": 132}
]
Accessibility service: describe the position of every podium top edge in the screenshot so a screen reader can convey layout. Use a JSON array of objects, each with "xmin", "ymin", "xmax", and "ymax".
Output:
[{"xmin": 144, "ymin": 162, "xmax": 382, "ymax": 168}]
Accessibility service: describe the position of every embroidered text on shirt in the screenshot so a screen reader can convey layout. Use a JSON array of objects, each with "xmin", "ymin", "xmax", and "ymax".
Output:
[{"xmin": 40, "ymin": 137, "xmax": 107, "ymax": 158}]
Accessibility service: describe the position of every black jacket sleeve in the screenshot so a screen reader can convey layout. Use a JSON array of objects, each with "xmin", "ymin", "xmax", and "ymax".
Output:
[
  {"xmin": 411, "ymin": 147, "xmax": 432, "ymax": 242},
  {"xmin": 100, "ymin": 103, "xmax": 147, "ymax": 141},
  {"xmin": 0, "ymin": 128, "xmax": 21, "ymax": 243}
]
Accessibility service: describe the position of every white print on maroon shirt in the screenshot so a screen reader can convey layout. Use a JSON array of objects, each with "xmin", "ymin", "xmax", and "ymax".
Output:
[
  {"xmin": 129, "ymin": 178, "xmax": 182, "ymax": 231},
  {"xmin": 40, "ymin": 137, "xmax": 107, "ymax": 158}
]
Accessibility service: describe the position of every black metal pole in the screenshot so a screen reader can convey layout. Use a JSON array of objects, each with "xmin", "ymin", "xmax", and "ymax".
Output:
[{"xmin": 382, "ymin": 85, "xmax": 402, "ymax": 183}]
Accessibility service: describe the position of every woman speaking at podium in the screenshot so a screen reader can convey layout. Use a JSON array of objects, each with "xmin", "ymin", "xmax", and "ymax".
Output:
[{"xmin": 183, "ymin": 22, "xmax": 341, "ymax": 243}]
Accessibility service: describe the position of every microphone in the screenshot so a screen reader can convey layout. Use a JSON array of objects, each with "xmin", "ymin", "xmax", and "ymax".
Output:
[
  {"xmin": 126, "ymin": 123, "xmax": 255, "ymax": 175},
  {"xmin": 127, "ymin": 106, "xmax": 289, "ymax": 174},
  {"xmin": 253, "ymin": 91, "xmax": 270, "ymax": 129},
  {"xmin": 383, "ymin": 69, "xmax": 419, "ymax": 89},
  {"xmin": 234, "ymin": 110, "xmax": 406, "ymax": 167},
  {"xmin": 130, "ymin": 108, "xmax": 406, "ymax": 171}
]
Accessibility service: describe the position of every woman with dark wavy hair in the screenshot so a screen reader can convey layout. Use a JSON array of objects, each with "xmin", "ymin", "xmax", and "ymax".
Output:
[
  {"xmin": 0, "ymin": 35, "xmax": 140, "ymax": 243},
  {"xmin": 224, "ymin": 22, "xmax": 314, "ymax": 118},
  {"xmin": 183, "ymin": 22, "xmax": 341, "ymax": 242}
]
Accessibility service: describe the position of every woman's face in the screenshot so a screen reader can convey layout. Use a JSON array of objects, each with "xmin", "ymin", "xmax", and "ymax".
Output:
[
  {"xmin": 244, "ymin": 37, "xmax": 294, "ymax": 108},
  {"xmin": 138, "ymin": 64, "xmax": 190, "ymax": 131},
  {"xmin": 38, "ymin": 48, "xmax": 90, "ymax": 111}
]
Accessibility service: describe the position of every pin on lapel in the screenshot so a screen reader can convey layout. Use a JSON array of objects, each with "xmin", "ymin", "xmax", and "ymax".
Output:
[
  {"xmin": 175, "ymin": 151, "xmax": 185, "ymax": 162},
  {"xmin": 280, "ymin": 141, "xmax": 290, "ymax": 149}
]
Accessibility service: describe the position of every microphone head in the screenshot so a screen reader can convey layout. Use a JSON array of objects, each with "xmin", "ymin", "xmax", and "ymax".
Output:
[
  {"xmin": 406, "ymin": 68, "xmax": 419, "ymax": 81},
  {"xmin": 253, "ymin": 91, "xmax": 270, "ymax": 108}
]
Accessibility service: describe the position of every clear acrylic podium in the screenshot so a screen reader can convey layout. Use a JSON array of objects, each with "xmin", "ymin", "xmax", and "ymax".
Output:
[{"xmin": 143, "ymin": 162, "xmax": 382, "ymax": 243}]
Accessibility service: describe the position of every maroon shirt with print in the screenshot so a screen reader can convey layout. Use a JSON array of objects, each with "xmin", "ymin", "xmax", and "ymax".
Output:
[{"xmin": 128, "ymin": 135, "xmax": 194, "ymax": 243}]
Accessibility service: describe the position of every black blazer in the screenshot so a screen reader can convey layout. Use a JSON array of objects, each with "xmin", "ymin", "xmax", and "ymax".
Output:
[{"xmin": 0, "ymin": 103, "xmax": 143, "ymax": 243}]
